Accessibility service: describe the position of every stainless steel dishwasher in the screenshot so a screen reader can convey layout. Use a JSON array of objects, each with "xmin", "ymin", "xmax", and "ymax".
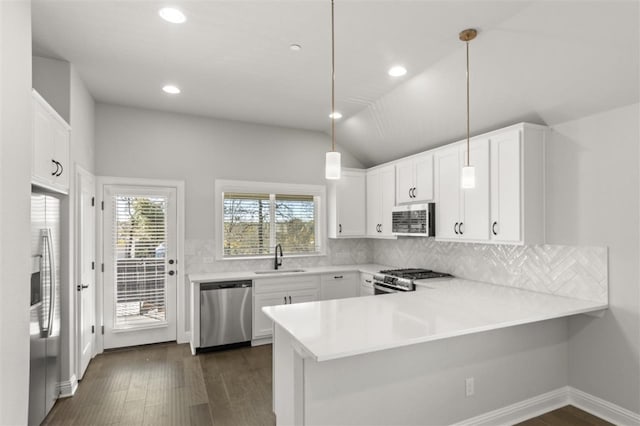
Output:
[{"xmin": 200, "ymin": 280, "xmax": 252, "ymax": 348}]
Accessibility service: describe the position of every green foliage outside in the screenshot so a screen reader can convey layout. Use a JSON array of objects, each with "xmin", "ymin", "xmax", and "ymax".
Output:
[{"xmin": 116, "ymin": 197, "xmax": 166, "ymax": 259}]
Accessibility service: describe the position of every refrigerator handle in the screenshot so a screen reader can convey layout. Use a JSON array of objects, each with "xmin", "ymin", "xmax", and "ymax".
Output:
[{"xmin": 44, "ymin": 228, "xmax": 56, "ymax": 337}]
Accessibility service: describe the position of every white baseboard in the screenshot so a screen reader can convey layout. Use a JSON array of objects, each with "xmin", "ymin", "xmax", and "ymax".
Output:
[
  {"xmin": 58, "ymin": 374, "xmax": 78, "ymax": 398},
  {"xmin": 455, "ymin": 386, "xmax": 640, "ymax": 426},
  {"xmin": 569, "ymin": 387, "xmax": 640, "ymax": 426},
  {"xmin": 251, "ymin": 337, "xmax": 272, "ymax": 346},
  {"xmin": 453, "ymin": 387, "xmax": 570, "ymax": 426}
]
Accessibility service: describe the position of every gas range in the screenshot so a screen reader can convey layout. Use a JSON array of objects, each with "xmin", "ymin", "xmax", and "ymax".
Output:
[{"xmin": 373, "ymin": 268, "xmax": 453, "ymax": 294}]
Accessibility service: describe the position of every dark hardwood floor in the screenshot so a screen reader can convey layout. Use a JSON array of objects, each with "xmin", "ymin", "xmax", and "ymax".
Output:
[{"xmin": 44, "ymin": 342, "xmax": 611, "ymax": 426}]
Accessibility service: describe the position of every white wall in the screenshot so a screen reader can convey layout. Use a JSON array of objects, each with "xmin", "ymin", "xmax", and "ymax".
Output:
[
  {"xmin": 95, "ymin": 103, "xmax": 363, "ymax": 239},
  {"xmin": 0, "ymin": 1, "xmax": 32, "ymax": 424},
  {"xmin": 546, "ymin": 103, "xmax": 640, "ymax": 413},
  {"xmin": 32, "ymin": 56, "xmax": 71, "ymax": 123}
]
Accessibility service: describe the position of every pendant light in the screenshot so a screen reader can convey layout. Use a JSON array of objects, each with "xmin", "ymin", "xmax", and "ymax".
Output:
[
  {"xmin": 460, "ymin": 28, "xmax": 477, "ymax": 189},
  {"xmin": 325, "ymin": 0, "xmax": 341, "ymax": 180}
]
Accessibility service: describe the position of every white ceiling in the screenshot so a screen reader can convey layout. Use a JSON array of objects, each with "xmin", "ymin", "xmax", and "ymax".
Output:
[{"xmin": 32, "ymin": 0, "xmax": 639, "ymax": 166}]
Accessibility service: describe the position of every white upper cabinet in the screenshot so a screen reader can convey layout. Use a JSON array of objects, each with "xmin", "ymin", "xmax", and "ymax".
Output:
[
  {"xmin": 328, "ymin": 169, "xmax": 366, "ymax": 238},
  {"xmin": 32, "ymin": 90, "xmax": 70, "ymax": 194},
  {"xmin": 489, "ymin": 125, "xmax": 546, "ymax": 245},
  {"xmin": 434, "ymin": 123, "xmax": 545, "ymax": 245},
  {"xmin": 366, "ymin": 165, "xmax": 396, "ymax": 238},
  {"xmin": 435, "ymin": 139, "xmax": 490, "ymax": 242},
  {"xmin": 395, "ymin": 153, "xmax": 433, "ymax": 204}
]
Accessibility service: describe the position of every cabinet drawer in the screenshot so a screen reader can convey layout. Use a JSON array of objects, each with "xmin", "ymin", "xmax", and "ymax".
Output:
[
  {"xmin": 254, "ymin": 274, "xmax": 320, "ymax": 294},
  {"xmin": 320, "ymin": 272, "xmax": 358, "ymax": 300}
]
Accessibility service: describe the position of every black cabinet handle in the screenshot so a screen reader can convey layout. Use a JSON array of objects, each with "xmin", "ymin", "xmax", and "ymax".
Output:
[
  {"xmin": 284, "ymin": 296, "xmax": 287, "ymax": 304},
  {"xmin": 51, "ymin": 159, "xmax": 59, "ymax": 176},
  {"xmin": 168, "ymin": 270, "xmax": 175, "ymax": 276},
  {"xmin": 339, "ymin": 224, "xmax": 342, "ymax": 233},
  {"xmin": 411, "ymin": 188, "xmax": 416, "ymax": 198},
  {"xmin": 379, "ymin": 224, "xmax": 382, "ymax": 233},
  {"xmin": 334, "ymin": 275, "xmax": 343, "ymax": 279},
  {"xmin": 56, "ymin": 161, "xmax": 63, "ymax": 177},
  {"xmin": 454, "ymin": 222, "xmax": 459, "ymax": 234},
  {"xmin": 459, "ymin": 222, "xmax": 464, "ymax": 235},
  {"xmin": 365, "ymin": 279, "xmax": 372, "ymax": 283},
  {"xmin": 492, "ymin": 221, "xmax": 498, "ymax": 235},
  {"xmin": 289, "ymin": 296, "xmax": 292, "ymax": 304}
]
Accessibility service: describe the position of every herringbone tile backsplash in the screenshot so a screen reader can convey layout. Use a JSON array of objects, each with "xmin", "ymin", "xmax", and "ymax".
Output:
[
  {"xmin": 371, "ymin": 239, "xmax": 608, "ymax": 303},
  {"xmin": 185, "ymin": 238, "xmax": 607, "ymax": 304}
]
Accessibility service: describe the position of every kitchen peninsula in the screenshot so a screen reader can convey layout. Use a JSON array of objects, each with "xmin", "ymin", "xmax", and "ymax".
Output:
[{"xmin": 263, "ymin": 278, "xmax": 607, "ymax": 425}]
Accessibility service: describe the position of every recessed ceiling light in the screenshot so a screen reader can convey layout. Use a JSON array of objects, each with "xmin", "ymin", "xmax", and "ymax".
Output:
[
  {"xmin": 388, "ymin": 65, "xmax": 407, "ymax": 77},
  {"xmin": 329, "ymin": 112, "xmax": 342, "ymax": 120},
  {"xmin": 158, "ymin": 7, "xmax": 186, "ymax": 24},
  {"xmin": 162, "ymin": 85, "xmax": 181, "ymax": 94},
  {"xmin": 290, "ymin": 44, "xmax": 302, "ymax": 51}
]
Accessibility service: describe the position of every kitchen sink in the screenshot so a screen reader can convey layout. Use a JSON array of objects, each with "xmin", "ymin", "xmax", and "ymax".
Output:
[{"xmin": 254, "ymin": 269, "xmax": 306, "ymax": 274}]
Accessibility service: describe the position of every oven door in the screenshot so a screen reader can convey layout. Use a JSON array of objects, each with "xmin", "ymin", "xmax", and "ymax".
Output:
[{"xmin": 373, "ymin": 282, "xmax": 401, "ymax": 295}]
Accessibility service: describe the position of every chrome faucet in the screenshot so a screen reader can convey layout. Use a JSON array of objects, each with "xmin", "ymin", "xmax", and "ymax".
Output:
[{"xmin": 274, "ymin": 244, "xmax": 283, "ymax": 270}]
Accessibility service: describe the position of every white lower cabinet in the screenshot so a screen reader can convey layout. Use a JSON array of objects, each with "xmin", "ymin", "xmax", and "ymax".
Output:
[
  {"xmin": 252, "ymin": 275, "xmax": 320, "ymax": 340},
  {"xmin": 320, "ymin": 272, "xmax": 358, "ymax": 300},
  {"xmin": 360, "ymin": 273, "xmax": 374, "ymax": 296}
]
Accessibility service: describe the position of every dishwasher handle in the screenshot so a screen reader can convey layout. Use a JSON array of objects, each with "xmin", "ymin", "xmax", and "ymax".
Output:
[{"xmin": 200, "ymin": 280, "xmax": 253, "ymax": 291}]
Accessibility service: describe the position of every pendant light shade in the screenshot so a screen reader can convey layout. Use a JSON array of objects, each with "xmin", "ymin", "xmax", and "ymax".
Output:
[
  {"xmin": 326, "ymin": 151, "xmax": 341, "ymax": 180},
  {"xmin": 325, "ymin": 0, "xmax": 341, "ymax": 180},
  {"xmin": 460, "ymin": 28, "xmax": 477, "ymax": 189},
  {"xmin": 461, "ymin": 166, "xmax": 475, "ymax": 189}
]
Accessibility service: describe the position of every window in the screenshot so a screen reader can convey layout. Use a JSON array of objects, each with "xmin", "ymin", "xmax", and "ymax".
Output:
[{"xmin": 216, "ymin": 180, "xmax": 325, "ymax": 259}]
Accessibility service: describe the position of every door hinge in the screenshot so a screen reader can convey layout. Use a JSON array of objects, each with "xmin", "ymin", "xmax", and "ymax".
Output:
[
  {"xmin": 101, "ymin": 201, "xmax": 104, "ymax": 210},
  {"xmin": 91, "ymin": 325, "xmax": 95, "ymax": 334},
  {"xmin": 101, "ymin": 263, "xmax": 104, "ymax": 272},
  {"xmin": 91, "ymin": 261, "xmax": 95, "ymax": 270},
  {"xmin": 91, "ymin": 197, "xmax": 95, "ymax": 207},
  {"xmin": 101, "ymin": 325, "xmax": 104, "ymax": 335}
]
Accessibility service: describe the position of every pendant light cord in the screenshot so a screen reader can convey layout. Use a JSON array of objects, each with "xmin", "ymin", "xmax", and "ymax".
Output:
[
  {"xmin": 331, "ymin": 0, "xmax": 336, "ymax": 153},
  {"xmin": 465, "ymin": 38, "xmax": 470, "ymax": 167}
]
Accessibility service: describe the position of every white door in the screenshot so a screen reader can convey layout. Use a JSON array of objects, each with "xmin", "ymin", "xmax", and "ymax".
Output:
[
  {"xmin": 490, "ymin": 130, "xmax": 521, "ymax": 242},
  {"xmin": 435, "ymin": 145, "xmax": 462, "ymax": 240},
  {"xmin": 460, "ymin": 138, "xmax": 490, "ymax": 241},
  {"xmin": 253, "ymin": 292, "xmax": 287, "ymax": 339},
  {"xmin": 379, "ymin": 165, "xmax": 396, "ymax": 236},
  {"xmin": 77, "ymin": 169, "xmax": 95, "ymax": 379},
  {"xmin": 102, "ymin": 185, "xmax": 178, "ymax": 349}
]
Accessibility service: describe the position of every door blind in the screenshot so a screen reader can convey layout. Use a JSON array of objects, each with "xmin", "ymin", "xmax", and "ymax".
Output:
[{"xmin": 112, "ymin": 195, "xmax": 168, "ymax": 328}]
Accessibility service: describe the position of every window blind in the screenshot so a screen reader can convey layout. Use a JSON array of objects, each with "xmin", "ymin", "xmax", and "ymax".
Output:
[
  {"xmin": 112, "ymin": 195, "xmax": 168, "ymax": 328},
  {"xmin": 223, "ymin": 192, "xmax": 319, "ymax": 257}
]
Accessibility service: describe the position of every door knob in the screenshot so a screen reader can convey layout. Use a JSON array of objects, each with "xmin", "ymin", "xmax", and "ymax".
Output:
[
  {"xmin": 76, "ymin": 284, "xmax": 89, "ymax": 291},
  {"xmin": 168, "ymin": 259, "xmax": 175, "ymax": 265},
  {"xmin": 168, "ymin": 270, "xmax": 175, "ymax": 276}
]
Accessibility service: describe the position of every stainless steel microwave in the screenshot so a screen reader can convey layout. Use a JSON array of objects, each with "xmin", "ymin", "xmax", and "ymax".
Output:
[{"xmin": 392, "ymin": 203, "xmax": 435, "ymax": 237}]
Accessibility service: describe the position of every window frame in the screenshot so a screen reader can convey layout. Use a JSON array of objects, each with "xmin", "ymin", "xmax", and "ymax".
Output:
[{"xmin": 215, "ymin": 179, "xmax": 327, "ymax": 260}]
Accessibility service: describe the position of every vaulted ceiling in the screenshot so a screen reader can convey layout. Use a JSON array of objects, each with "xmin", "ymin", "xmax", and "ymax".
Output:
[{"xmin": 32, "ymin": 1, "xmax": 639, "ymax": 166}]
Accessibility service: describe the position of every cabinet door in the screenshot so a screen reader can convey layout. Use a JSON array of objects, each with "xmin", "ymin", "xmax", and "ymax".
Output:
[
  {"xmin": 435, "ymin": 145, "xmax": 461, "ymax": 239},
  {"xmin": 379, "ymin": 166, "xmax": 396, "ymax": 236},
  {"xmin": 366, "ymin": 170, "xmax": 381, "ymax": 237},
  {"xmin": 395, "ymin": 160, "xmax": 414, "ymax": 204},
  {"xmin": 289, "ymin": 289, "xmax": 320, "ymax": 305},
  {"xmin": 490, "ymin": 130, "xmax": 521, "ymax": 242},
  {"xmin": 336, "ymin": 171, "xmax": 366, "ymax": 237},
  {"xmin": 320, "ymin": 273, "xmax": 358, "ymax": 300},
  {"xmin": 460, "ymin": 138, "xmax": 490, "ymax": 241},
  {"xmin": 253, "ymin": 292, "xmax": 287, "ymax": 339},
  {"xmin": 360, "ymin": 273, "xmax": 374, "ymax": 296},
  {"xmin": 413, "ymin": 153, "xmax": 434, "ymax": 202},
  {"xmin": 51, "ymin": 118, "xmax": 70, "ymax": 192},
  {"xmin": 32, "ymin": 100, "xmax": 54, "ymax": 187}
]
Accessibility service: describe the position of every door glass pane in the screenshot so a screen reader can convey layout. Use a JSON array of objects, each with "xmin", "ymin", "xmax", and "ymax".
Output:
[{"xmin": 112, "ymin": 195, "xmax": 168, "ymax": 329}]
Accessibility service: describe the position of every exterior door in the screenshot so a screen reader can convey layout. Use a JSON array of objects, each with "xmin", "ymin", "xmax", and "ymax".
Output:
[
  {"xmin": 77, "ymin": 169, "xmax": 95, "ymax": 378},
  {"xmin": 102, "ymin": 185, "xmax": 178, "ymax": 349}
]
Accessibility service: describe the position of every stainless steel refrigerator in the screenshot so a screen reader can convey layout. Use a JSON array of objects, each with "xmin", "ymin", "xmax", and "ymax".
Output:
[{"xmin": 29, "ymin": 191, "xmax": 61, "ymax": 426}]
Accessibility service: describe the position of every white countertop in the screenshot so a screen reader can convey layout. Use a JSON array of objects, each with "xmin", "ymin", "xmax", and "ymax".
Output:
[
  {"xmin": 188, "ymin": 263, "xmax": 389, "ymax": 284},
  {"xmin": 262, "ymin": 278, "xmax": 608, "ymax": 362}
]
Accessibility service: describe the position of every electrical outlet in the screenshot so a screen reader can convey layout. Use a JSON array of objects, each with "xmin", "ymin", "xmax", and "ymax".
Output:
[
  {"xmin": 465, "ymin": 377, "xmax": 475, "ymax": 397},
  {"xmin": 203, "ymin": 256, "xmax": 214, "ymax": 264}
]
